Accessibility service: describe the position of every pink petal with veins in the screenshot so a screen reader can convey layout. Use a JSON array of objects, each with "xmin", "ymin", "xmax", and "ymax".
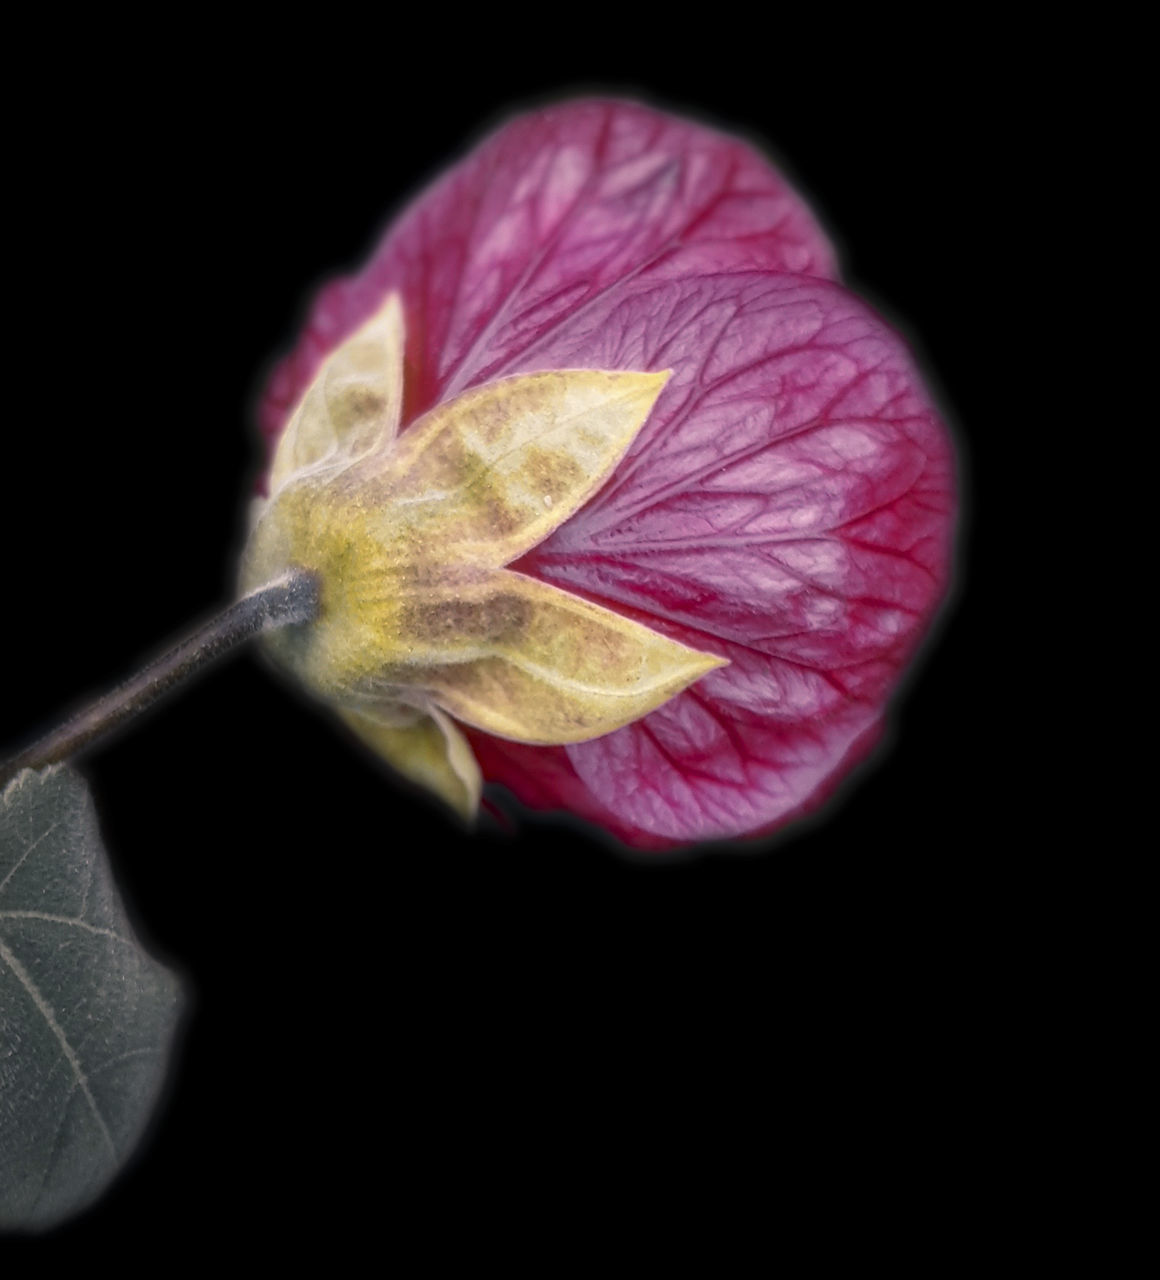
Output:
[
  {"xmin": 499, "ymin": 265, "xmax": 952, "ymax": 844},
  {"xmin": 260, "ymin": 98, "xmax": 838, "ymax": 455}
]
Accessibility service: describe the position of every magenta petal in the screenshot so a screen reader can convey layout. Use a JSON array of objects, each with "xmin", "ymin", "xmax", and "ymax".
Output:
[
  {"xmin": 503, "ymin": 266, "xmax": 952, "ymax": 845},
  {"xmin": 259, "ymin": 99, "xmax": 955, "ymax": 849},
  {"xmin": 259, "ymin": 99, "xmax": 838, "ymax": 455}
]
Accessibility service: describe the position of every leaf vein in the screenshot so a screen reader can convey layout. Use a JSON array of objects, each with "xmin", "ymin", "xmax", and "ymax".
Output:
[
  {"xmin": 0, "ymin": 910, "xmax": 131, "ymax": 943},
  {"xmin": 0, "ymin": 936, "xmax": 117, "ymax": 1159},
  {"xmin": 0, "ymin": 819, "xmax": 61, "ymax": 899}
]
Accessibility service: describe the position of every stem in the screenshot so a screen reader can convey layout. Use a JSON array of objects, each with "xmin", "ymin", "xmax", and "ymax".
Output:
[{"xmin": 0, "ymin": 570, "xmax": 319, "ymax": 788}]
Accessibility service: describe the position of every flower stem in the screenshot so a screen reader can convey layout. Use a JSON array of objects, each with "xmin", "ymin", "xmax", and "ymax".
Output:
[{"xmin": 0, "ymin": 570, "xmax": 319, "ymax": 787}]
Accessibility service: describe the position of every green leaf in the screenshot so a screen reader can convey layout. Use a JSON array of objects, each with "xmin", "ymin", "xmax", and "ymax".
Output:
[{"xmin": 0, "ymin": 766, "xmax": 183, "ymax": 1232}]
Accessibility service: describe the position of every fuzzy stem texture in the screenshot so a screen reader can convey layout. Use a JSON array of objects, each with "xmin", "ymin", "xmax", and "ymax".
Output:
[{"xmin": 0, "ymin": 571, "xmax": 319, "ymax": 787}]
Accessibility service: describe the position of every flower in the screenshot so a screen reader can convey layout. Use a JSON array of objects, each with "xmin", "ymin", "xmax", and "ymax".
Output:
[{"xmin": 250, "ymin": 99, "xmax": 956, "ymax": 850}]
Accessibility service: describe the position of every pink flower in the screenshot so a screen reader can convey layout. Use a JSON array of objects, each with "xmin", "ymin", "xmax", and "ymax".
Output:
[{"xmin": 258, "ymin": 99, "xmax": 955, "ymax": 850}]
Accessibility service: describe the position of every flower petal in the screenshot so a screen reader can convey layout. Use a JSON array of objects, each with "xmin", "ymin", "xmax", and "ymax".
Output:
[
  {"xmin": 495, "ymin": 267, "xmax": 954, "ymax": 843},
  {"xmin": 260, "ymin": 100, "xmax": 837, "ymax": 448}
]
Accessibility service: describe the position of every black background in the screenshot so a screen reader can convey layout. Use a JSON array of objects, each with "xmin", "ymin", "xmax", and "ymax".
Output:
[{"xmin": 3, "ymin": 15, "xmax": 1025, "ymax": 1251}]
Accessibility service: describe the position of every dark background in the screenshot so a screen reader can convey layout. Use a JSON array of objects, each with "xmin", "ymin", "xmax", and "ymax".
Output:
[{"xmin": 3, "ymin": 16, "xmax": 1026, "ymax": 1250}]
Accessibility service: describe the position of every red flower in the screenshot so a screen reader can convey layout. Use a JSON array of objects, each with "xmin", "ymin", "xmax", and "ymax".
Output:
[{"xmin": 256, "ymin": 99, "xmax": 955, "ymax": 850}]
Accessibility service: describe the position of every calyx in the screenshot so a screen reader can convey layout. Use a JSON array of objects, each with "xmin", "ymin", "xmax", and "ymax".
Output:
[{"xmin": 242, "ymin": 295, "xmax": 725, "ymax": 819}]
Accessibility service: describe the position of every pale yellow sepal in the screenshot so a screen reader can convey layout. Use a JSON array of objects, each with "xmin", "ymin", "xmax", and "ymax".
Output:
[
  {"xmin": 372, "ymin": 571, "xmax": 727, "ymax": 744},
  {"xmin": 243, "ymin": 292, "xmax": 727, "ymax": 822},
  {"xmin": 268, "ymin": 293, "xmax": 404, "ymax": 495},
  {"xmin": 380, "ymin": 367, "xmax": 672, "ymax": 565},
  {"xmin": 336, "ymin": 703, "xmax": 481, "ymax": 823}
]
